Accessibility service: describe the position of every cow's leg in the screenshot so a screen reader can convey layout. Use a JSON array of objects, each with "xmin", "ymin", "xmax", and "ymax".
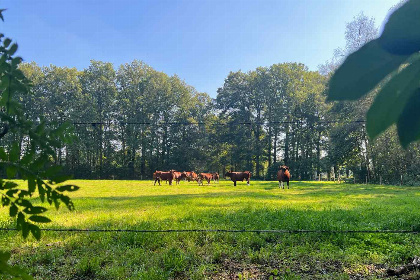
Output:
[
  {"xmin": 279, "ymin": 181, "xmax": 281, "ymax": 188},
  {"xmin": 247, "ymin": 178, "xmax": 250, "ymax": 186},
  {"xmin": 287, "ymin": 181, "xmax": 289, "ymax": 189},
  {"xmin": 234, "ymin": 180, "xmax": 236, "ymax": 186}
]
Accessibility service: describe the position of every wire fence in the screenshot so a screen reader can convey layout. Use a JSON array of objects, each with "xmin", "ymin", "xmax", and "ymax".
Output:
[{"xmin": 0, "ymin": 227, "xmax": 418, "ymax": 234}]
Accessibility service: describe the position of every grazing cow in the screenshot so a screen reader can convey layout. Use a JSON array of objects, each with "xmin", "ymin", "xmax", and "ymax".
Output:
[
  {"xmin": 184, "ymin": 171, "xmax": 198, "ymax": 182},
  {"xmin": 173, "ymin": 171, "xmax": 187, "ymax": 185},
  {"xmin": 154, "ymin": 170, "xmax": 175, "ymax": 186},
  {"xmin": 198, "ymin": 173, "xmax": 213, "ymax": 185},
  {"xmin": 224, "ymin": 171, "xmax": 251, "ymax": 186},
  {"xmin": 212, "ymin": 172, "xmax": 220, "ymax": 183},
  {"xmin": 277, "ymin": 165, "xmax": 290, "ymax": 189}
]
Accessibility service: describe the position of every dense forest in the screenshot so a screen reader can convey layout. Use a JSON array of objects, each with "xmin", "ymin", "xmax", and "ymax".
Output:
[{"xmin": 2, "ymin": 8, "xmax": 420, "ymax": 185}]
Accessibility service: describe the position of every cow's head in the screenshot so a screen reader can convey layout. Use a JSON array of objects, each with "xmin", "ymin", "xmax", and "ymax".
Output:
[{"xmin": 279, "ymin": 165, "xmax": 289, "ymax": 171}]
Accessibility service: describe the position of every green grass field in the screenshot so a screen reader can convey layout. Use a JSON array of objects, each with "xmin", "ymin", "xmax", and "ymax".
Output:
[{"xmin": 1, "ymin": 180, "xmax": 420, "ymax": 279}]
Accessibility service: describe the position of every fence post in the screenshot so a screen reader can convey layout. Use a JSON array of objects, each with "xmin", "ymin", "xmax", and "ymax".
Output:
[
  {"xmin": 380, "ymin": 176, "xmax": 382, "ymax": 185},
  {"xmin": 400, "ymin": 175, "xmax": 403, "ymax": 186},
  {"xmin": 365, "ymin": 175, "xmax": 368, "ymax": 185}
]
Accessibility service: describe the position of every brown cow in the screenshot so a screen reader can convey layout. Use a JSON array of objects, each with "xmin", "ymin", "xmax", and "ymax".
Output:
[
  {"xmin": 212, "ymin": 172, "xmax": 219, "ymax": 183},
  {"xmin": 198, "ymin": 173, "xmax": 213, "ymax": 185},
  {"xmin": 154, "ymin": 170, "xmax": 175, "ymax": 186},
  {"xmin": 225, "ymin": 171, "xmax": 251, "ymax": 186},
  {"xmin": 277, "ymin": 165, "xmax": 290, "ymax": 189},
  {"xmin": 184, "ymin": 171, "xmax": 198, "ymax": 182},
  {"xmin": 173, "ymin": 171, "xmax": 187, "ymax": 185}
]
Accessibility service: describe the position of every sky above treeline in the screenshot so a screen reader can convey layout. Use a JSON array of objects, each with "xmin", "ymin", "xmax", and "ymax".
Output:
[{"xmin": 2, "ymin": 0, "xmax": 400, "ymax": 97}]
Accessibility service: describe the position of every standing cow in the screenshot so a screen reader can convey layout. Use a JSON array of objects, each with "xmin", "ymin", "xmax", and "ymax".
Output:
[
  {"xmin": 225, "ymin": 171, "xmax": 251, "ymax": 186},
  {"xmin": 212, "ymin": 172, "xmax": 220, "ymax": 183},
  {"xmin": 198, "ymin": 173, "xmax": 213, "ymax": 185},
  {"xmin": 154, "ymin": 170, "xmax": 175, "ymax": 186},
  {"xmin": 172, "ymin": 171, "xmax": 187, "ymax": 185},
  {"xmin": 277, "ymin": 165, "xmax": 290, "ymax": 189}
]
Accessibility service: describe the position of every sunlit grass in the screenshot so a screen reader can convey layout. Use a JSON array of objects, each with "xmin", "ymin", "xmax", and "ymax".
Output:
[{"xmin": 1, "ymin": 180, "xmax": 420, "ymax": 279}]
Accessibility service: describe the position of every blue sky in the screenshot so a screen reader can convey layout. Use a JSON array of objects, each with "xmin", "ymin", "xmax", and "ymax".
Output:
[{"xmin": 2, "ymin": 0, "xmax": 400, "ymax": 97}]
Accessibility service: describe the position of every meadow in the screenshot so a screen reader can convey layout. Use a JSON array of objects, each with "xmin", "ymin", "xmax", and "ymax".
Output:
[{"xmin": 1, "ymin": 180, "xmax": 420, "ymax": 279}]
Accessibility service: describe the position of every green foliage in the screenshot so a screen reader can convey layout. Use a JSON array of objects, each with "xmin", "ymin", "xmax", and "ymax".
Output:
[
  {"xmin": 0, "ymin": 10, "xmax": 78, "ymax": 279},
  {"xmin": 328, "ymin": 0, "xmax": 420, "ymax": 148}
]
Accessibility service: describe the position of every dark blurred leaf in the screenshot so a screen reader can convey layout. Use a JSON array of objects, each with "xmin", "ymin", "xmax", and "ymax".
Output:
[
  {"xmin": 9, "ymin": 204, "xmax": 18, "ymax": 217},
  {"xmin": 37, "ymin": 180, "xmax": 45, "ymax": 203},
  {"xmin": 1, "ymin": 196, "xmax": 10, "ymax": 206},
  {"xmin": 51, "ymin": 175, "xmax": 72, "ymax": 184},
  {"xmin": 6, "ymin": 165, "xmax": 17, "ymax": 178},
  {"xmin": 3, "ymin": 38, "xmax": 11, "ymax": 48},
  {"xmin": 55, "ymin": 184, "xmax": 79, "ymax": 192},
  {"xmin": 16, "ymin": 212, "xmax": 24, "ymax": 230},
  {"xmin": 0, "ymin": 9, "xmax": 6, "ymax": 22},
  {"xmin": 328, "ymin": 40, "xmax": 409, "ymax": 101},
  {"xmin": 20, "ymin": 151, "xmax": 34, "ymax": 165},
  {"xmin": 45, "ymin": 165, "xmax": 62, "ymax": 177},
  {"xmin": 22, "ymin": 220, "xmax": 29, "ymax": 238},
  {"xmin": 23, "ymin": 206, "xmax": 47, "ymax": 215},
  {"xmin": 366, "ymin": 56, "xmax": 420, "ymax": 139},
  {"xmin": 28, "ymin": 178, "xmax": 36, "ymax": 193},
  {"xmin": 8, "ymin": 43, "xmax": 17, "ymax": 56},
  {"xmin": 5, "ymin": 188, "xmax": 18, "ymax": 197},
  {"xmin": 15, "ymin": 199, "xmax": 32, "ymax": 208},
  {"xmin": 0, "ymin": 250, "xmax": 11, "ymax": 263},
  {"xmin": 29, "ymin": 223, "xmax": 41, "ymax": 240},
  {"xmin": 397, "ymin": 89, "xmax": 420, "ymax": 147},
  {"xmin": 0, "ymin": 147, "xmax": 6, "ymax": 160},
  {"xmin": 379, "ymin": 0, "xmax": 420, "ymax": 55},
  {"xmin": 3, "ymin": 181, "xmax": 18, "ymax": 189},
  {"xmin": 28, "ymin": 215, "xmax": 51, "ymax": 223},
  {"xmin": 9, "ymin": 142, "xmax": 20, "ymax": 162}
]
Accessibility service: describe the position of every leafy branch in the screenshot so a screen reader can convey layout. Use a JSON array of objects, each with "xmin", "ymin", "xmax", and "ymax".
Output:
[
  {"xmin": 328, "ymin": 0, "xmax": 420, "ymax": 148},
  {"xmin": 0, "ymin": 9, "xmax": 79, "ymax": 279}
]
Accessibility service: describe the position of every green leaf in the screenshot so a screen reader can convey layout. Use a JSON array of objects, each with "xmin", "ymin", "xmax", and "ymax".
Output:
[
  {"xmin": 3, "ymin": 181, "xmax": 18, "ymax": 189},
  {"xmin": 22, "ymin": 221, "xmax": 30, "ymax": 239},
  {"xmin": 9, "ymin": 204, "xmax": 18, "ymax": 217},
  {"xmin": 16, "ymin": 212, "xmax": 24, "ymax": 230},
  {"xmin": 366, "ymin": 56, "xmax": 420, "ymax": 139},
  {"xmin": 51, "ymin": 175, "xmax": 72, "ymax": 184},
  {"xmin": 37, "ymin": 181, "xmax": 45, "ymax": 203},
  {"xmin": 28, "ymin": 179, "xmax": 36, "ymax": 193},
  {"xmin": 8, "ymin": 43, "xmax": 18, "ymax": 56},
  {"xmin": 9, "ymin": 143, "xmax": 20, "ymax": 162},
  {"xmin": 20, "ymin": 151, "xmax": 34, "ymax": 165},
  {"xmin": 3, "ymin": 38, "xmax": 11, "ymax": 48},
  {"xmin": 0, "ymin": 9, "xmax": 6, "ymax": 22},
  {"xmin": 55, "ymin": 184, "xmax": 79, "ymax": 192},
  {"xmin": 0, "ymin": 251, "xmax": 11, "ymax": 264},
  {"xmin": 15, "ymin": 199, "xmax": 32, "ymax": 208},
  {"xmin": 6, "ymin": 165, "xmax": 17, "ymax": 178},
  {"xmin": 327, "ymin": 39, "xmax": 409, "ymax": 101},
  {"xmin": 1, "ymin": 196, "xmax": 10, "ymax": 206},
  {"xmin": 45, "ymin": 165, "xmax": 62, "ymax": 177},
  {"xmin": 378, "ymin": 0, "xmax": 420, "ymax": 55},
  {"xmin": 5, "ymin": 189, "xmax": 19, "ymax": 197},
  {"xmin": 397, "ymin": 89, "xmax": 420, "ymax": 148},
  {"xmin": 0, "ymin": 147, "xmax": 7, "ymax": 161},
  {"xmin": 28, "ymin": 215, "xmax": 51, "ymax": 223},
  {"xmin": 23, "ymin": 206, "xmax": 47, "ymax": 215},
  {"xmin": 29, "ymin": 224, "xmax": 41, "ymax": 240}
]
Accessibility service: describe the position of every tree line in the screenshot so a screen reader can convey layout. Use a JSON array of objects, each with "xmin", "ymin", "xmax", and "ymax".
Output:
[{"xmin": 3, "ymin": 7, "xmax": 420, "ymax": 185}]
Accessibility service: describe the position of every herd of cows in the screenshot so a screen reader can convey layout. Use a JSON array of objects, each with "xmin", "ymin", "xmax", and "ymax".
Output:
[{"xmin": 153, "ymin": 165, "xmax": 291, "ymax": 189}]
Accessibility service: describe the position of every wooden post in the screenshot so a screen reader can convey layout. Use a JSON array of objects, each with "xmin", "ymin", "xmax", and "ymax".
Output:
[
  {"xmin": 380, "ymin": 176, "xmax": 382, "ymax": 185},
  {"xmin": 319, "ymin": 174, "xmax": 321, "ymax": 181},
  {"xmin": 400, "ymin": 174, "xmax": 403, "ymax": 186},
  {"xmin": 365, "ymin": 175, "xmax": 368, "ymax": 184}
]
